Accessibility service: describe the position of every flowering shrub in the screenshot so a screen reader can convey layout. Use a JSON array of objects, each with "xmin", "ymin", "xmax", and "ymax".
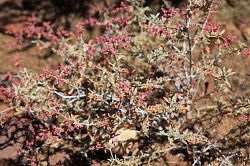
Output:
[{"xmin": 1, "ymin": 0, "xmax": 249, "ymax": 165}]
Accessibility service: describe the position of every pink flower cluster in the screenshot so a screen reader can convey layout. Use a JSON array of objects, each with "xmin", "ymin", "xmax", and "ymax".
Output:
[
  {"xmin": 88, "ymin": 142, "xmax": 103, "ymax": 151},
  {"xmin": 97, "ymin": 34, "xmax": 133, "ymax": 56},
  {"xmin": 6, "ymin": 15, "xmax": 73, "ymax": 48},
  {"xmin": 0, "ymin": 87, "xmax": 15, "ymax": 103},
  {"xmin": 114, "ymin": 80, "xmax": 132, "ymax": 100},
  {"xmin": 205, "ymin": 22, "xmax": 221, "ymax": 33},
  {"xmin": 137, "ymin": 91, "xmax": 152, "ymax": 107},
  {"xmin": 36, "ymin": 127, "xmax": 50, "ymax": 141},
  {"xmin": 204, "ymin": 14, "xmax": 220, "ymax": 33},
  {"xmin": 25, "ymin": 139, "xmax": 34, "ymax": 149},
  {"xmin": 161, "ymin": 8, "xmax": 179, "ymax": 19},
  {"xmin": 121, "ymin": 68, "xmax": 136, "ymax": 77},
  {"xmin": 97, "ymin": 34, "xmax": 132, "ymax": 48},
  {"xmin": 87, "ymin": 45, "xmax": 97, "ymax": 56},
  {"xmin": 222, "ymin": 35, "xmax": 236, "ymax": 48},
  {"xmin": 37, "ymin": 65, "xmax": 72, "ymax": 86},
  {"xmin": 151, "ymin": 27, "xmax": 169, "ymax": 38},
  {"xmin": 94, "ymin": 142, "xmax": 103, "ymax": 150},
  {"xmin": 52, "ymin": 125, "xmax": 63, "ymax": 137},
  {"xmin": 113, "ymin": 2, "xmax": 133, "ymax": 14},
  {"xmin": 43, "ymin": 106, "xmax": 60, "ymax": 121},
  {"xmin": 75, "ymin": 21, "xmax": 85, "ymax": 37},
  {"xmin": 238, "ymin": 115, "xmax": 250, "ymax": 121},
  {"xmin": 64, "ymin": 120, "xmax": 75, "ymax": 132},
  {"xmin": 101, "ymin": 44, "xmax": 116, "ymax": 55},
  {"xmin": 112, "ymin": 16, "xmax": 132, "ymax": 28},
  {"xmin": 242, "ymin": 49, "xmax": 250, "ymax": 56}
]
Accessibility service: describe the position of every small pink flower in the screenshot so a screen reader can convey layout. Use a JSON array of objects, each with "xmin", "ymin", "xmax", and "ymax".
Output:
[
  {"xmin": 114, "ymin": 80, "xmax": 132, "ymax": 100},
  {"xmin": 205, "ymin": 22, "xmax": 221, "ymax": 33},
  {"xmin": 75, "ymin": 21, "xmax": 85, "ymax": 36},
  {"xmin": 101, "ymin": 44, "xmax": 116, "ymax": 55},
  {"xmin": 222, "ymin": 35, "xmax": 236, "ymax": 48},
  {"xmin": 150, "ymin": 27, "xmax": 169, "ymax": 38},
  {"xmin": 161, "ymin": 8, "xmax": 179, "ymax": 19},
  {"xmin": 113, "ymin": 2, "xmax": 133, "ymax": 14},
  {"xmin": 112, "ymin": 16, "xmax": 132, "ymax": 28},
  {"xmin": 87, "ymin": 45, "xmax": 97, "ymax": 56},
  {"xmin": 242, "ymin": 49, "xmax": 250, "ymax": 56},
  {"xmin": 238, "ymin": 115, "xmax": 249, "ymax": 121},
  {"xmin": 137, "ymin": 91, "xmax": 152, "ymax": 107}
]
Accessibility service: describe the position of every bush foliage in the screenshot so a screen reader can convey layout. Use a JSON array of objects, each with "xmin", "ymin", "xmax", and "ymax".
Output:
[{"xmin": 1, "ymin": 0, "xmax": 249, "ymax": 165}]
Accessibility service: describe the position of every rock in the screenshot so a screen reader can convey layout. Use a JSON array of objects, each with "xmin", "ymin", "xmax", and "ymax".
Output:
[
  {"xmin": 108, "ymin": 128, "xmax": 142, "ymax": 156},
  {"xmin": 242, "ymin": 27, "xmax": 250, "ymax": 42}
]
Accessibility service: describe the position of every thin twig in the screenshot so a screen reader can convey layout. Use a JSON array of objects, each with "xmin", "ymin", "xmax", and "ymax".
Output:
[
  {"xmin": 54, "ymin": 91, "xmax": 86, "ymax": 99},
  {"xmin": 186, "ymin": 17, "xmax": 192, "ymax": 86},
  {"xmin": 185, "ymin": 1, "xmax": 193, "ymax": 86},
  {"xmin": 0, "ymin": 107, "xmax": 15, "ymax": 114},
  {"xmin": 191, "ymin": 0, "xmax": 215, "ymax": 52}
]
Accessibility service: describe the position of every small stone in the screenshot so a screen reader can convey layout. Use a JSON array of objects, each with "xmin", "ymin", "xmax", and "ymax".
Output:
[
  {"xmin": 242, "ymin": 27, "xmax": 250, "ymax": 42},
  {"xmin": 108, "ymin": 128, "xmax": 141, "ymax": 156},
  {"xmin": 40, "ymin": 161, "xmax": 48, "ymax": 166}
]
